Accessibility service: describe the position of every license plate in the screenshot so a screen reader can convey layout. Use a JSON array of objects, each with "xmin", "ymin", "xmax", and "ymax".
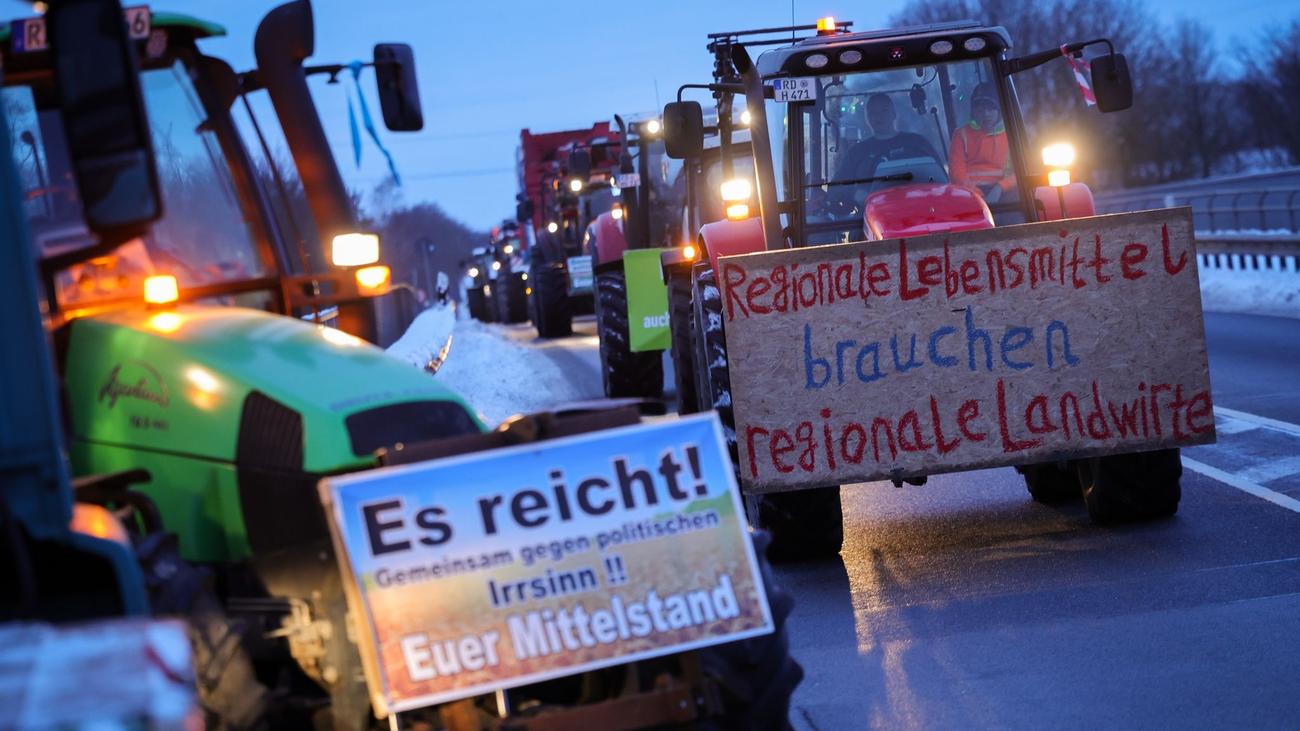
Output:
[
  {"xmin": 566, "ymin": 255, "xmax": 593, "ymax": 294},
  {"xmin": 12, "ymin": 5, "xmax": 150, "ymax": 53},
  {"xmin": 770, "ymin": 77, "xmax": 818, "ymax": 103},
  {"xmin": 615, "ymin": 172, "xmax": 640, "ymax": 189}
]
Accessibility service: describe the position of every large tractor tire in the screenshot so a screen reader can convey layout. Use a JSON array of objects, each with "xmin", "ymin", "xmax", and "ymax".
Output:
[
  {"xmin": 695, "ymin": 531, "xmax": 804, "ymax": 730},
  {"xmin": 1017, "ymin": 461, "xmax": 1081, "ymax": 504},
  {"xmin": 465, "ymin": 285, "xmax": 493, "ymax": 322},
  {"xmin": 1078, "ymin": 448, "xmax": 1182, "ymax": 524},
  {"xmin": 528, "ymin": 258, "xmax": 573, "ymax": 338},
  {"xmin": 593, "ymin": 267, "xmax": 664, "ymax": 400},
  {"xmin": 493, "ymin": 271, "xmax": 529, "ymax": 324},
  {"xmin": 666, "ymin": 264, "xmax": 700, "ymax": 415},
  {"xmin": 692, "ymin": 264, "xmax": 844, "ymax": 562}
]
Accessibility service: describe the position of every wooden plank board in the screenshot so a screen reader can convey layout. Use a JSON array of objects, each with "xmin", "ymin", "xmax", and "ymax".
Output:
[{"xmin": 718, "ymin": 207, "xmax": 1215, "ymax": 493}]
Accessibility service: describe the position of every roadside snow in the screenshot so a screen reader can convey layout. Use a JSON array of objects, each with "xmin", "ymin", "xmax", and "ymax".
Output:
[
  {"xmin": 428, "ymin": 319, "xmax": 596, "ymax": 425},
  {"xmin": 386, "ymin": 304, "xmax": 600, "ymax": 425},
  {"xmin": 1199, "ymin": 266, "xmax": 1300, "ymax": 320},
  {"xmin": 386, "ymin": 304, "xmax": 455, "ymax": 369}
]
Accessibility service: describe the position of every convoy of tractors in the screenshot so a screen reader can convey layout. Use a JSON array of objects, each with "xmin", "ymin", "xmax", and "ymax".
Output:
[{"xmin": 2, "ymin": 2, "xmax": 1195, "ymax": 729}]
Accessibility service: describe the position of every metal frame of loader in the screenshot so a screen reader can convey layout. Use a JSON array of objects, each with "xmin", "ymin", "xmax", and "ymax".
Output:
[{"xmin": 662, "ymin": 19, "xmax": 1179, "ymax": 561}]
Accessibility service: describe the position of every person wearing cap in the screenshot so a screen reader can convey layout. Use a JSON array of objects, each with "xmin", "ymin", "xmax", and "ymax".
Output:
[{"xmin": 949, "ymin": 82, "xmax": 1017, "ymax": 202}]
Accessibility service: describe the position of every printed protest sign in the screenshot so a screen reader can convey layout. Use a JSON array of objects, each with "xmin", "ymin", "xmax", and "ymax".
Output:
[
  {"xmin": 623, "ymin": 248, "xmax": 671, "ymax": 352},
  {"xmin": 718, "ymin": 207, "xmax": 1215, "ymax": 492},
  {"xmin": 320, "ymin": 413, "xmax": 771, "ymax": 714}
]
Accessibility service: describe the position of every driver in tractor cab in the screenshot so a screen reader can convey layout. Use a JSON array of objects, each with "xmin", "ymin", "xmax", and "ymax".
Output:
[
  {"xmin": 833, "ymin": 93, "xmax": 939, "ymax": 183},
  {"xmin": 949, "ymin": 82, "xmax": 1017, "ymax": 202}
]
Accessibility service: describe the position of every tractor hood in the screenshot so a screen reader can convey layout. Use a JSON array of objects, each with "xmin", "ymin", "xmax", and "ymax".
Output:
[
  {"xmin": 63, "ymin": 305, "xmax": 482, "ymax": 474},
  {"xmin": 863, "ymin": 183, "xmax": 994, "ymax": 240}
]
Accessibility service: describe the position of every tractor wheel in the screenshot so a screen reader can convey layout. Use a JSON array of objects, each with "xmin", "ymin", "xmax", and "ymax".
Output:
[
  {"xmin": 1017, "ymin": 461, "xmax": 1081, "ymax": 504},
  {"xmin": 529, "ymin": 259, "xmax": 573, "ymax": 338},
  {"xmin": 494, "ymin": 272, "xmax": 529, "ymax": 323},
  {"xmin": 594, "ymin": 267, "xmax": 664, "ymax": 399},
  {"xmin": 666, "ymin": 264, "xmax": 700, "ymax": 414},
  {"xmin": 465, "ymin": 286, "xmax": 490, "ymax": 322},
  {"xmin": 695, "ymin": 531, "xmax": 804, "ymax": 730},
  {"xmin": 1078, "ymin": 448, "xmax": 1182, "ymax": 524},
  {"xmin": 751, "ymin": 488, "xmax": 845, "ymax": 563},
  {"xmin": 692, "ymin": 265, "xmax": 844, "ymax": 562}
]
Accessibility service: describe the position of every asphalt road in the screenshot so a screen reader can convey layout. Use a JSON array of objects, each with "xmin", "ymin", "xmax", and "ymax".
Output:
[
  {"xmin": 493, "ymin": 309, "xmax": 1300, "ymax": 728},
  {"xmin": 778, "ymin": 310, "xmax": 1300, "ymax": 730},
  {"xmin": 1202, "ymin": 311, "xmax": 1300, "ymax": 424}
]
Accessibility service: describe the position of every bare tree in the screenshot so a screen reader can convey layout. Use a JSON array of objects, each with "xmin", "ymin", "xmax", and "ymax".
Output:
[
  {"xmin": 891, "ymin": 0, "xmax": 1262, "ymax": 187},
  {"xmin": 1239, "ymin": 20, "xmax": 1300, "ymax": 165}
]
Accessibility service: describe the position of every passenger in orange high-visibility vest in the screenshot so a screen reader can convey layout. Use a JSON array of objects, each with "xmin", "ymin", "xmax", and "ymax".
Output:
[{"xmin": 949, "ymin": 82, "xmax": 1016, "ymax": 203}]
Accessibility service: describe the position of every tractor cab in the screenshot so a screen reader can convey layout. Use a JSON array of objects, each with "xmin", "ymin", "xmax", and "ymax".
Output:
[
  {"xmin": 2, "ymin": 3, "xmax": 423, "ymax": 343},
  {"xmin": 667, "ymin": 18, "xmax": 1133, "ymax": 251},
  {"xmin": 756, "ymin": 21, "xmax": 1023, "ymax": 245},
  {"xmin": 1, "ymin": 12, "xmax": 287, "ymax": 320}
]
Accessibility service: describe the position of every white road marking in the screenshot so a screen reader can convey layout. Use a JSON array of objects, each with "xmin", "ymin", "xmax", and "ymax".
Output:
[
  {"xmin": 1237, "ymin": 456, "xmax": 1300, "ymax": 484},
  {"xmin": 1182, "ymin": 457, "xmax": 1300, "ymax": 514},
  {"xmin": 1179, "ymin": 407, "xmax": 1300, "ymax": 514},
  {"xmin": 1214, "ymin": 406, "xmax": 1300, "ymax": 437}
]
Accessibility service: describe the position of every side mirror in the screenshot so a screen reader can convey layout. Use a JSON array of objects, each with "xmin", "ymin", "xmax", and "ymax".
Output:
[
  {"xmin": 662, "ymin": 101, "xmax": 704, "ymax": 160},
  {"xmin": 1091, "ymin": 53, "xmax": 1133, "ymax": 113},
  {"xmin": 567, "ymin": 149, "xmax": 592, "ymax": 180},
  {"xmin": 374, "ymin": 43, "xmax": 423, "ymax": 131},
  {"xmin": 48, "ymin": 0, "xmax": 161, "ymax": 245}
]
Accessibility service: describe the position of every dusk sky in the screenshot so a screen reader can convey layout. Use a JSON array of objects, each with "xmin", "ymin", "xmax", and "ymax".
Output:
[{"xmin": 2, "ymin": 0, "xmax": 1291, "ymax": 230}]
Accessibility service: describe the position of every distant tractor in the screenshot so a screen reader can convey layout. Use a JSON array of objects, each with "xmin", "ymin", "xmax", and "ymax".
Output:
[
  {"xmin": 490, "ymin": 220, "xmax": 529, "ymax": 323},
  {"xmin": 463, "ymin": 244, "xmax": 499, "ymax": 322}
]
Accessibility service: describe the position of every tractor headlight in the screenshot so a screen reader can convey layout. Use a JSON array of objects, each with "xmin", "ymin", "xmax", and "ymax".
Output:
[
  {"xmin": 144, "ymin": 274, "xmax": 178, "ymax": 305},
  {"xmin": 331, "ymin": 232, "xmax": 380, "ymax": 267},
  {"xmin": 720, "ymin": 178, "xmax": 752, "ymax": 202},
  {"xmin": 356, "ymin": 265, "xmax": 392, "ymax": 295},
  {"xmin": 1041, "ymin": 142, "xmax": 1077, "ymax": 168}
]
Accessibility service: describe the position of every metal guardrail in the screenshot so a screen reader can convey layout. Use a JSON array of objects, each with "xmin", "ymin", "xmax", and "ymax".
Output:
[
  {"xmin": 1195, "ymin": 234, "xmax": 1300, "ymax": 273},
  {"xmin": 1097, "ymin": 188, "xmax": 1300, "ymax": 233}
]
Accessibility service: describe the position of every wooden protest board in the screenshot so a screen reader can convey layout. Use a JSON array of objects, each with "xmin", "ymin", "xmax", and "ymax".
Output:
[{"xmin": 718, "ymin": 207, "xmax": 1215, "ymax": 493}]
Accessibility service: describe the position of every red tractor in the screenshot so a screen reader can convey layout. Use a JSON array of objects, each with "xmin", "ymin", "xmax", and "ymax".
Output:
[{"xmin": 661, "ymin": 18, "xmax": 1172, "ymax": 561}]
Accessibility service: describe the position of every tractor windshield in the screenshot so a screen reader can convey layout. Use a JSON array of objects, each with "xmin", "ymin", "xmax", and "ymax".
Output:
[
  {"xmin": 4, "ymin": 60, "xmax": 267, "ymax": 310},
  {"xmin": 579, "ymin": 184, "xmax": 617, "ymax": 228},
  {"xmin": 764, "ymin": 56, "xmax": 1009, "ymax": 244}
]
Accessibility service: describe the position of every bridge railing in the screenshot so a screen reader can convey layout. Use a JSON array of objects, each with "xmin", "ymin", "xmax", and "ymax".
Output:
[{"xmin": 1194, "ymin": 234, "xmax": 1300, "ymax": 273}]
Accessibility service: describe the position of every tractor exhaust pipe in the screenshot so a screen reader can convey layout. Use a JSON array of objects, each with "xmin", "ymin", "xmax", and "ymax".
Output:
[{"xmin": 254, "ymin": 0, "xmax": 358, "ymax": 272}]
